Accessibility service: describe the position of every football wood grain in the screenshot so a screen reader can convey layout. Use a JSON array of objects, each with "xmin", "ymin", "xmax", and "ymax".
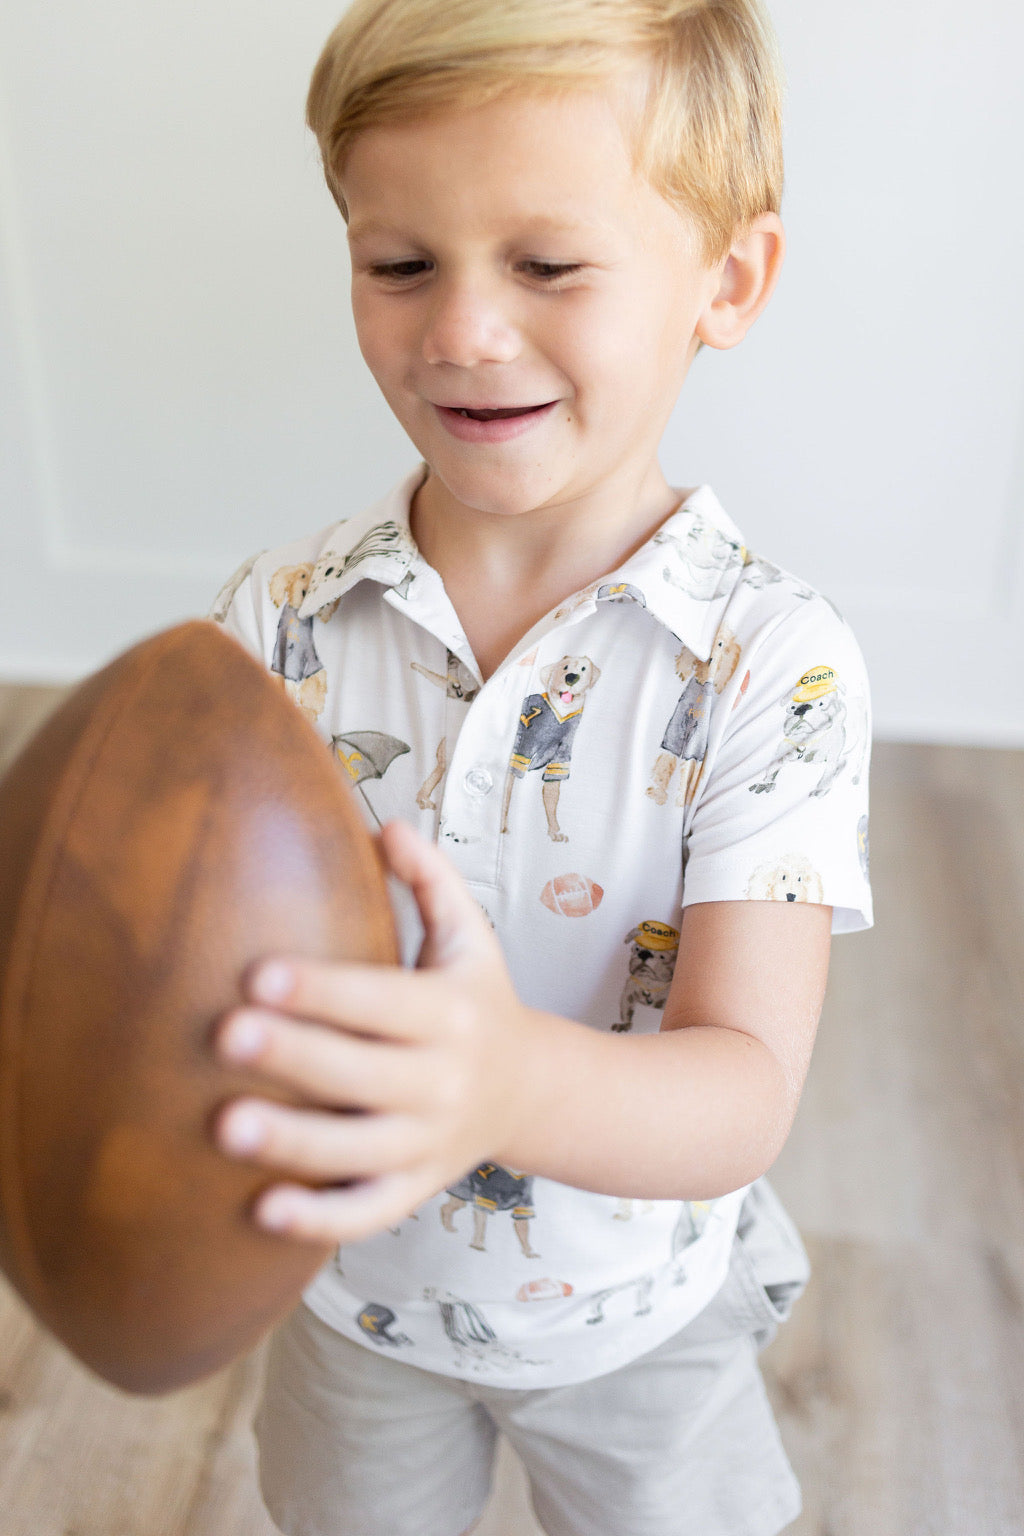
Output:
[{"xmin": 0, "ymin": 621, "xmax": 399, "ymax": 1393}]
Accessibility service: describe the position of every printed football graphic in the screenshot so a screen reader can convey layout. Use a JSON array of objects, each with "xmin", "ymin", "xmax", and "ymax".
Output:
[
  {"xmin": 516, "ymin": 1278, "xmax": 574, "ymax": 1302},
  {"xmin": 539, "ymin": 873, "xmax": 604, "ymax": 917}
]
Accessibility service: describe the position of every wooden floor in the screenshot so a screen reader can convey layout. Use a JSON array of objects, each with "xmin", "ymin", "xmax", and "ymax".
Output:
[{"xmin": 1, "ymin": 684, "xmax": 1023, "ymax": 1536}]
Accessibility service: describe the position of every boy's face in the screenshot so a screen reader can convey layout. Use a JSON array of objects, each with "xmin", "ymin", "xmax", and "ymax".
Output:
[{"xmin": 339, "ymin": 82, "xmax": 725, "ymax": 523}]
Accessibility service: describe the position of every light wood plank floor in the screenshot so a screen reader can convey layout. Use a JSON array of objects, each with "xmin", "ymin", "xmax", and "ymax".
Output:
[{"xmin": 1, "ymin": 685, "xmax": 1022, "ymax": 1535}]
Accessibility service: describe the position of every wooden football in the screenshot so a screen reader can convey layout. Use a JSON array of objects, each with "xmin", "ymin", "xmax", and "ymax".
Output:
[{"xmin": 0, "ymin": 621, "xmax": 399, "ymax": 1394}]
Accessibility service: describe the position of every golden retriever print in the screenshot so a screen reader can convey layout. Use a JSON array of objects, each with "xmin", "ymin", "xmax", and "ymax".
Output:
[
  {"xmin": 745, "ymin": 855, "xmax": 825, "ymax": 903},
  {"xmin": 648, "ymin": 628, "xmax": 742, "ymax": 808},
  {"xmin": 501, "ymin": 656, "xmax": 601, "ymax": 842},
  {"xmin": 268, "ymin": 562, "xmax": 339, "ymax": 723}
]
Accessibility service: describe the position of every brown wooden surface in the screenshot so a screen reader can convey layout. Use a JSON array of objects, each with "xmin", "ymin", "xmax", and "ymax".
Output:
[{"xmin": 2, "ymin": 690, "xmax": 1023, "ymax": 1535}]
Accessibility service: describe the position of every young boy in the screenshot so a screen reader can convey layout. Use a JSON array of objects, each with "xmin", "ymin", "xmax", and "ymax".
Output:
[{"xmin": 208, "ymin": 2, "xmax": 872, "ymax": 1532}]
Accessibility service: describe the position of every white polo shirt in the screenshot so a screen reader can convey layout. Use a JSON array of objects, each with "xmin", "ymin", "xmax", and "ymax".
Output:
[{"xmin": 211, "ymin": 464, "xmax": 872, "ymax": 1387}]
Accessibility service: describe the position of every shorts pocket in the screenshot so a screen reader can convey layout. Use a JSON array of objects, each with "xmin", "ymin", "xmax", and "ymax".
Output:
[
  {"xmin": 682, "ymin": 1178, "xmax": 810, "ymax": 1349},
  {"xmin": 729, "ymin": 1177, "xmax": 810, "ymax": 1346}
]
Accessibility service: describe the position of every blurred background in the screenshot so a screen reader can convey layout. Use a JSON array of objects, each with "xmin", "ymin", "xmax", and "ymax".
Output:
[{"xmin": 0, "ymin": 3, "xmax": 1022, "ymax": 1534}]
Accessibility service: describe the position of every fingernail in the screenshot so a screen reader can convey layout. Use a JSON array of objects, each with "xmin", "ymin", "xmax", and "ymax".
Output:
[
  {"xmin": 221, "ymin": 1013, "xmax": 267, "ymax": 1061},
  {"xmin": 252, "ymin": 962, "xmax": 293, "ymax": 1003},
  {"xmin": 221, "ymin": 1106, "xmax": 266, "ymax": 1153},
  {"xmin": 257, "ymin": 1191, "xmax": 306, "ymax": 1231}
]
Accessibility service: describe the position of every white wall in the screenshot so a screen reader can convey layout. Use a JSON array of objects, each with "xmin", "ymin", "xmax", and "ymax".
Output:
[{"xmin": 2, "ymin": 1, "xmax": 1022, "ymax": 743}]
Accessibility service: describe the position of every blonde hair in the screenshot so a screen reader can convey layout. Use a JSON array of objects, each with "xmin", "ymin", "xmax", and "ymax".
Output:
[{"xmin": 306, "ymin": 0, "xmax": 783, "ymax": 264}]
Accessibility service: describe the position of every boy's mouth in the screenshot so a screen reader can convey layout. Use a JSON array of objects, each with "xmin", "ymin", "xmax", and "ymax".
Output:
[
  {"xmin": 434, "ymin": 399, "xmax": 558, "ymax": 443},
  {"xmin": 450, "ymin": 404, "xmax": 549, "ymax": 421}
]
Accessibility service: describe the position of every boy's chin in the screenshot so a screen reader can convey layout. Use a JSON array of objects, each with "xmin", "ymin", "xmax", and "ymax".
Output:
[{"xmin": 421, "ymin": 462, "xmax": 567, "ymax": 521}]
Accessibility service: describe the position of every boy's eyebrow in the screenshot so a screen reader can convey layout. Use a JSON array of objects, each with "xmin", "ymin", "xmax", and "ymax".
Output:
[
  {"xmin": 347, "ymin": 213, "xmax": 616, "ymax": 245},
  {"xmin": 346, "ymin": 219, "xmax": 417, "ymax": 244}
]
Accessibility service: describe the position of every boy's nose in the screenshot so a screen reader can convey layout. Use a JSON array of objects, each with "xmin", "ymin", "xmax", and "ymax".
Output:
[{"xmin": 421, "ymin": 277, "xmax": 521, "ymax": 369}]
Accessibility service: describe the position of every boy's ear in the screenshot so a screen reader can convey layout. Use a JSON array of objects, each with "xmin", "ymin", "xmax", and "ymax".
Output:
[{"xmin": 696, "ymin": 213, "xmax": 785, "ymax": 352}]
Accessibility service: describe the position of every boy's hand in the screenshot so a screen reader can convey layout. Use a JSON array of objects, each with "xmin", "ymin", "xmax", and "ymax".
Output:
[{"xmin": 211, "ymin": 820, "xmax": 535, "ymax": 1245}]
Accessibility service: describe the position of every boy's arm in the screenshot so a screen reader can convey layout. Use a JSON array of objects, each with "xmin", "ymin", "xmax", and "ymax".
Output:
[
  {"xmin": 213, "ymin": 819, "xmax": 830, "ymax": 1242},
  {"xmin": 507, "ymin": 896, "xmax": 830, "ymax": 1200}
]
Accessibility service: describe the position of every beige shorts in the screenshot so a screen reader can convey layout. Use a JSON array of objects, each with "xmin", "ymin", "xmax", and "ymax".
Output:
[{"xmin": 254, "ymin": 1178, "xmax": 808, "ymax": 1536}]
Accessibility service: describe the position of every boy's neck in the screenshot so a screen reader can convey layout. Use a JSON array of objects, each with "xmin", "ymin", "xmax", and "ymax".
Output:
[{"xmin": 410, "ymin": 464, "xmax": 688, "ymax": 681}]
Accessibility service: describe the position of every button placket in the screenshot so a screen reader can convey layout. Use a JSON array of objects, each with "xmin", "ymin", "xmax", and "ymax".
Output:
[
  {"xmin": 463, "ymin": 767, "xmax": 493, "ymax": 797},
  {"xmin": 438, "ymin": 668, "xmax": 520, "ymax": 884}
]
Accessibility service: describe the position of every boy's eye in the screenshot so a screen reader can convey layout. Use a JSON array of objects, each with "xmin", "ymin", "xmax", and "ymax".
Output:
[
  {"xmin": 520, "ymin": 260, "xmax": 584, "ymax": 285},
  {"xmin": 364, "ymin": 258, "xmax": 584, "ymax": 286},
  {"xmin": 369, "ymin": 260, "xmax": 432, "ymax": 281}
]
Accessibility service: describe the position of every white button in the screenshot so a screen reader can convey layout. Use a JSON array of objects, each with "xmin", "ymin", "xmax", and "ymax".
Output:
[{"xmin": 464, "ymin": 768, "xmax": 494, "ymax": 796}]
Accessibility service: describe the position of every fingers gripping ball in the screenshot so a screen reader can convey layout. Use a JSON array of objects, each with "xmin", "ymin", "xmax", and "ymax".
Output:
[{"xmin": 0, "ymin": 621, "xmax": 398, "ymax": 1393}]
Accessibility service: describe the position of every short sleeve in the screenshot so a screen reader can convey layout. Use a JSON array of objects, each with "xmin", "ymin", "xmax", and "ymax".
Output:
[{"xmin": 682, "ymin": 597, "xmax": 873, "ymax": 934}]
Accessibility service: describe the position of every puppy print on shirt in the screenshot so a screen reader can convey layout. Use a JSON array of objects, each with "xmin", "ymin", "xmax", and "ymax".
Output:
[
  {"xmin": 739, "ymin": 550, "xmax": 786, "ymax": 592},
  {"xmin": 411, "ymin": 651, "xmax": 480, "ymax": 705},
  {"xmin": 585, "ymin": 1272, "xmax": 655, "ymax": 1326},
  {"xmin": 740, "ymin": 552, "xmax": 847, "ymax": 622},
  {"xmin": 613, "ymin": 920, "xmax": 681, "ymax": 1033},
  {"xmin": 424, "ymin": 1288, "xmax": 550, "ymax": 1374},
  {"xmin": 501, "ymin": 655, "xmax": 601, "ymax": 843},
  {"xmin": 654, "ymin": 519, "xmax": 744, "ymax": 602},
  {"xmin": 268, "ymin": 563, "xmax": 340, "ymax": 723},
  {"xmin": 209, "ymin": 551, "xmax": 264, "ymax": 624},
  {"xmin": 310, "ymin": 519, "xmax": 418, "ymax": 595},
  {"xmin": 648, "ymin": 628, "xmax": 742, "ymax": 808},
  {"xmin": 746, "ymin": 855, "xmax": 825, "ymax": 904},
  {"xmin": 548, "ymin": 579, "xmax": 647, "ymax": 629},
  {"xmin": 441, "ymin": 1164, "xmax": 541, "ymax": 1259},
  {"xmin": 410, "ymin": 651, "xmax": 480, "ymax": 809},
  {"xmin": 749, "ymin": 665, "xmax": 850, "ymax": 799}
]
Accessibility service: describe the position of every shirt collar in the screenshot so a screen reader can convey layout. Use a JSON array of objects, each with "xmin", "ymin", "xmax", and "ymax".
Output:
[
  {"xmin": 593, "ymin": 485, "xmax": 748, "ymax": 660},
  {"xmin": 297, "ymin": 465, "xmax": 429, "ymax": 620},
  {"xmin": 298, "ymin": 468, "xmax": 747, "ymax": 661}
]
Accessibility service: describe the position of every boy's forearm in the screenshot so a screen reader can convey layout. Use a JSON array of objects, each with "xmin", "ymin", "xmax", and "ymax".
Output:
[{"xmin": 498, "ymin": 1008, "xmax": 794, "ymax": 1201}]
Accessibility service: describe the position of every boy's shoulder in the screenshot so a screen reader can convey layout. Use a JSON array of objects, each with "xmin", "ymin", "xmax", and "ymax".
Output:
[{"xmin": 587, "ymin": 484, "xmax": 855, "ymax": 668}]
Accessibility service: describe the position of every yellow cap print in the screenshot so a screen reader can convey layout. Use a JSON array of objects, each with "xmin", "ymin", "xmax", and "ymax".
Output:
[
  {"xmin": 792, "ymin": 665, "xmax": 837, "ymax": 704},
  {"xmin": 631, "ymin": 920, "xmax": 680, "ymax": 951}
]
